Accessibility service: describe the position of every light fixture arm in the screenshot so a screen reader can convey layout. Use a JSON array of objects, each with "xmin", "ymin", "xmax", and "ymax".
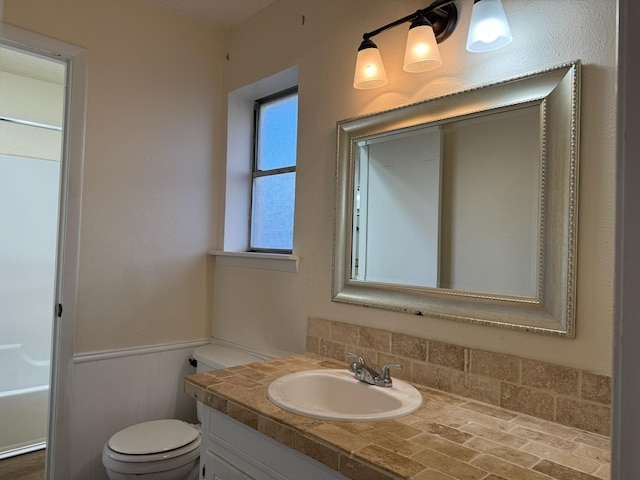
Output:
[
  {"xmin": 353, "ymin": 0, "xmax": 512, "ymax": 89},
  {"xmin": 361, "ymin": 0, "xmax": 458, "ymax": 44}
]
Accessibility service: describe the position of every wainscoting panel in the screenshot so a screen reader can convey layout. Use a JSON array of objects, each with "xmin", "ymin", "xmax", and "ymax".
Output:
[{"xmin": 69, "ymin": 340, "xmax": 208, "ymax": 480}]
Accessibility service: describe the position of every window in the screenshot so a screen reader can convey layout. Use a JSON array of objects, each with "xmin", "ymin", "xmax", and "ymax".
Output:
[
  {"xmin": 215, "ymin": 66, "xmax": 299, "ymax": 271},
  {"xmin": 250, "ymin": 87, "xmax": 298, "ymax": 252}
]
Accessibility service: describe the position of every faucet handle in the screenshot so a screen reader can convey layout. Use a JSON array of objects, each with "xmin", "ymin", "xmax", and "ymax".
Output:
[
  {"xmin": 348, "ymin": 352, "xmax": 366, "ymax": 365},
  {"xmin": 347, "ymin": 352, "xmax": 368, "ymax": 376},
  {"xmin": 378, "ymin": 363, "xmax": 403, "ymax": 386}
]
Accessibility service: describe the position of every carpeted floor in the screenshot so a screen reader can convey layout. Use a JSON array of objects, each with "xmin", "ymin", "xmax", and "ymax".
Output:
[{"xmin": 0, "ymin": 450, "xmax": 45, "ymax": 480}]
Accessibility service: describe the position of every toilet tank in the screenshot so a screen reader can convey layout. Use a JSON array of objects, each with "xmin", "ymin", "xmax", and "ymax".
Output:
[
  {"xmin": 193, "ymin": 344, "xmax": 264, "ymax": 373},
  {"xmin": 192, "ymin": 343, "xmax": 265, "ymax": 422}
]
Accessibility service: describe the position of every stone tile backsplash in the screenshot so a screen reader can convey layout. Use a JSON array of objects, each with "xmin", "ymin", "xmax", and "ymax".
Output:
[{"xmin": 306, "ymin": 318, "xmax": 611, "ymax": 436}]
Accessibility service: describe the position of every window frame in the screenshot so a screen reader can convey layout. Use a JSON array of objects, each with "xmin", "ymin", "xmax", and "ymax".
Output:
[{"xmin": 249, "ymin": 85, "xmax": 298, "ymax": 254}]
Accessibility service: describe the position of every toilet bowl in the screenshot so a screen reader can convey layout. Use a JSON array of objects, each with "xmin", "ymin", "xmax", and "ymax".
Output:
[
  {"xmin": 102, "ymin": 343, "xmax": 265, "ymax": 480},
  {"xmin": 102, "ymin": 419, "xmax": 200, "ymax": 480}
]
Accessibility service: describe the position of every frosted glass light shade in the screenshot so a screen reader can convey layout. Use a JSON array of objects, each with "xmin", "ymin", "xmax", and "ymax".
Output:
[
  {"xmin": 403, "ymin": 24, "xmax": 442, "ymax": 72},
  {"xmin": 466, "ymin": 0, "xmax": 512, "ymax": 52},
  {"xmin": 353, "ymin": 43, "xmax": 388, "ymax": 89}
]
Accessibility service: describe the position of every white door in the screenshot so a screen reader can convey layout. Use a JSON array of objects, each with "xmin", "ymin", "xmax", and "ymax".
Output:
[
  {"xmin": 0, "ymin": 45, "xmax": 66, "ymax": 459},
  {"xmin": 0, "ymin": 23, "xmax": 87, "ymax": 479}
]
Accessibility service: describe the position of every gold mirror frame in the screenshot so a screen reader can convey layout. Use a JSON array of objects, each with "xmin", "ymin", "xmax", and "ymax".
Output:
[{"xmin": 332, "ymin": 61, "xmax": 580, "ymax": 337}]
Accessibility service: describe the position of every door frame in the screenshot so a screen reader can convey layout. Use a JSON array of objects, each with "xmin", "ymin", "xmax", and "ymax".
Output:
[
  {"xmin": 613, "ymin": 0, "xmax": 640, "ymax": 478},
  {"xmin": 0, "ymin": 23, "xmax": 86, "ymax": 479}
]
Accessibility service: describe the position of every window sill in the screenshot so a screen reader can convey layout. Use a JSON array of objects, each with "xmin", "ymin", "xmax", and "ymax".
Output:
[{"xmin": 209, "ymin": 250, "xmax": 299, "ymax": 273}]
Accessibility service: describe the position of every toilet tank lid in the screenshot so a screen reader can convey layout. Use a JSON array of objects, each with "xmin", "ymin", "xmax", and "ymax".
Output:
[
  {"xmin": 193, "ymin": 344, "xmax": 263, "ymax": 370},
  {"xmin": 108, "ymin": 420, "xmax": 199, "ymax": 455}
]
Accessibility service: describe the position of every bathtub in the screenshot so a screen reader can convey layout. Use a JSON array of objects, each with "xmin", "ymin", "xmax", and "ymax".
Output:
[{"xmin": 0, "ymin": 344, "xmax": 50, "ymax": 459}]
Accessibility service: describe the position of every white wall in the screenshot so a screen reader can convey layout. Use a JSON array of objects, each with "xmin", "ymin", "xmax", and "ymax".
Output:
[
  {"xmin": 213, "ymin": 0, "xmax": 616, "ymax": 375},
  {"xmin": 3, "ymin": 0, "xmax": 225, "ymax": 353}
]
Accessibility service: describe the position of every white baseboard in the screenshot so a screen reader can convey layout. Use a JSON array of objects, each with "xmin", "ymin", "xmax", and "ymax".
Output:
[{"xmin": 73, "ymin": 338, "xmax": 211, "ymax": 364}]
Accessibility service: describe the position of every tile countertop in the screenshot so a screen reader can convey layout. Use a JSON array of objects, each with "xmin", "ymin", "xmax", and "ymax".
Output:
[{"xmin": 184, "ymin": 354, "xmax": 610, "ymax": 480}]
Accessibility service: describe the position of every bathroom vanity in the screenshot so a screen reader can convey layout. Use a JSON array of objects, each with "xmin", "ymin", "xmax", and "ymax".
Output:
[
  {"xmin": 200, "ymin": 406, "xmax": 347, "ymax": 479},
  {"xmin": 185, "ymin": 354, "xmax": 610, "ymax": 480}
]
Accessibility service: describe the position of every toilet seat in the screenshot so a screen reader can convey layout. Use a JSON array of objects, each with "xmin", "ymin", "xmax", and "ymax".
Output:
[
  {"xmin": 102, "ymin": 420, "xmax": 201, "ymax": 476},
  {"xmin": 108, "ymin": 419, "xmax": 199, "ymax": 455},
  {"xmin": 103, "ymin": 437, "xmax": 201, "ymax": 463}
]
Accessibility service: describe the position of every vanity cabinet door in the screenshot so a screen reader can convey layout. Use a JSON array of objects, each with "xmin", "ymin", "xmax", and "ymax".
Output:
[
  {"xmin": 201, "ymin": 407, "xmax": 348, "ymax": 480},
  {"xmin": 202, "ymin": 449, "xmax": 273, "ymax": 480}
]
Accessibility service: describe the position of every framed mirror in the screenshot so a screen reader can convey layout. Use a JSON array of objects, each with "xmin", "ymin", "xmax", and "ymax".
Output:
[{"xmin": 332, "ymin": 62, "xmax": 580, "ymax": 336}]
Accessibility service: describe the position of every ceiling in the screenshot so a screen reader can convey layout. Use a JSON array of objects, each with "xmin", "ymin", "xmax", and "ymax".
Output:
[
  {"xmin": 0, "ymin": 46, "xmax": 66, "ymax": 84},
  {"xmin": 0, "ymin": 0, "xmax": 278, "ymax": 84},
  {"xmin": 144, "ymin": 0, "xmax": 279, "ymax": 28}
]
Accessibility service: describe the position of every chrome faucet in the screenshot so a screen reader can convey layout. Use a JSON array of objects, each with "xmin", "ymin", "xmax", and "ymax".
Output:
[{"xmin": 348, "ymin": 352, "xmax": 402, "ymax": 387}]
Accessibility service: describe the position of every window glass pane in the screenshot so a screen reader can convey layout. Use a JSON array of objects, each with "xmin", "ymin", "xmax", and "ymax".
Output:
[
  {"xmin": 257, "ymin": 93, "xmax": 298, "ymax": 171},
  {"xmin": 251, "ymin": 172, "xmax": 295, "ymax": 250}
]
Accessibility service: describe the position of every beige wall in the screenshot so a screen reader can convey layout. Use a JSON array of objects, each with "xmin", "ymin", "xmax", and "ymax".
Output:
[
  {"xmin": 213, "ymin": 0, "xmax": 616, "ymax": 375},
  {"xmin": 2, "ymin": 0, "xmax": 616, "ymax": 374},
  {"xmin": 441, "ymin": 107, "xmax": 541, "ymax": 296},
  {"xmin": 3, "ymin": 0, "xmax": 224, "ymax": 352}
]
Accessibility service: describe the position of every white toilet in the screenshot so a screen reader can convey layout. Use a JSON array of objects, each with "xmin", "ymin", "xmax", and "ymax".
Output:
[{"xmin": 102, "ymin": 343, "xmax": 265, "ymax": 480}]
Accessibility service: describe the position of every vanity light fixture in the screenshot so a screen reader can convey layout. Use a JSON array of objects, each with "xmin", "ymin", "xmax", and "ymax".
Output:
[
  {"xmin": 353, "ymin": 0, "xmax": 512, "ymax": 89},
  {"xmin": 466, "ymin": 0, "xmax": 512, "ymax": 52}
]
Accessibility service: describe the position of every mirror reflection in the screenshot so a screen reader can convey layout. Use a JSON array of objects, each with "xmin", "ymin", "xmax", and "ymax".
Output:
[
  {"xmin": 352, "ymin": 106, "xmax": 541, "ymax": 298},
  {"xmin": 352, "ymin": 126, "xmax": 442, "ymax": 288}
]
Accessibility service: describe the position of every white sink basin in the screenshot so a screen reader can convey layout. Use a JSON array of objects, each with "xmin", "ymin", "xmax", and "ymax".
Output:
[{"xmin": 266, "ymin": 369, "xmax": 423, "ymax": 422}]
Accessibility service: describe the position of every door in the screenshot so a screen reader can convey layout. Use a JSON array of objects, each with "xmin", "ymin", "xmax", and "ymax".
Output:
[
  {"xmin": 0, "ymin": 44, "xmax": 65, "ymax": 458},
  {"xmin": 0, "ymin": 22, "xmax": 87, "ymax": 479}
]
